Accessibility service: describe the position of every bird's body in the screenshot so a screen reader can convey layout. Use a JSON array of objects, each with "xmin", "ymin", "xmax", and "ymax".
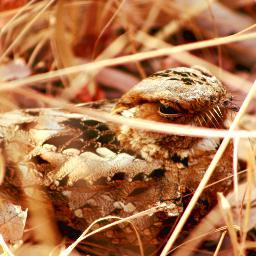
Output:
[{"xmin": 0, "ymin": 66, "xmax": 236, "ymax": 254}]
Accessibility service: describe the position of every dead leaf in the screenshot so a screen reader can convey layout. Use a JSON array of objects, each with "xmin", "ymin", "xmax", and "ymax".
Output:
[{"xmin": 0, "ymin": 200, "xmax": 27, "ymax": 243}]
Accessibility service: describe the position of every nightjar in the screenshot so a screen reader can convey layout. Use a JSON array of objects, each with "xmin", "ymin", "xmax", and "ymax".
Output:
[{"xmin": 0, "ymin": 66, "xmax": 236, "ymax": 255}]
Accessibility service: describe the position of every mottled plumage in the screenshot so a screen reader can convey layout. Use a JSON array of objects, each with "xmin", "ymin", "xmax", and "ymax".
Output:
[{"xmin": 0, "ymin": 66, "xmax": 236, "ymax": 255}]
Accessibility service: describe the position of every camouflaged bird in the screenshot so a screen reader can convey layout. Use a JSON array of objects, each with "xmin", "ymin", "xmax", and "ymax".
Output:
[{"xmin": 0, "ymin": 66, "xmax": 236, "ymax": 254}]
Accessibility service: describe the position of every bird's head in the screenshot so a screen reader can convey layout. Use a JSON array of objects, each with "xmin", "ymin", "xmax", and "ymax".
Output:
[{"xmin": 111, "ymin": 66, "xmax": 235, "ymax": 161}]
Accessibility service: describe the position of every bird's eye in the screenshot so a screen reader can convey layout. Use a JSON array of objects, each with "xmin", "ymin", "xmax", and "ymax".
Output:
[{"xmin": 159, "ymin": 103, "xmax": 179, "ymax": 115}]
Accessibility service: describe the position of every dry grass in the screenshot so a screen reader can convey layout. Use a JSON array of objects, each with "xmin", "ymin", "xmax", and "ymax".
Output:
[{"xmin": 0, "ymin": 0, "xmax": 256, "ymax": 255}]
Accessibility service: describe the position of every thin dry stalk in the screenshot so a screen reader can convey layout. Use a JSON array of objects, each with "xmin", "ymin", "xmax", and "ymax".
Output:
[
  {"xmin": 183, "ymin": 169, "xmax": 248, "ymax": 199},
  {"xmin": 218, "ymin": 193, "xmax": 239, "ymax": 256},
  {"xmin": 1, "ymin": 30, "xmax": 256, "ymax": 91},
  {"xmin": 92, "ymin": 0, "xmax": 126, "ymax": 58},
  {"xmin": 0, "ymin": 149, "xmax": 5, "ymax": 185},
  {"xmin": 16, "ymin": 87, "xmax": 256, "ymax": 139},
  {"xmin": 141, "ymin": 0, "xmax": 164, "ymax": 32},
  {"xmin": 0, "ymin": 0, "xmax": 37, "ymax": 36},
  {"xmin": 170, "ymin": 226, "xmax": 230, "ymax": 254},
  {"xmin": 0, "ymin": 1, "xmax": 46, "ymax": 19},
  {"xmin": 244, "ymin": 241, "xmax": 256, "ymax": 249},
  {"xmin": 157, "ymin": 0, "xmax": 216, "ymax": 40},
  {"xmin": 56, "ymin": 1, "xmax": 132, "ymax": 99},
  {"xmin": 22, "ymin": 188, "xmax": 60, "ymax": 251},
  {"xmin": 0, "ymin": 234, "xmax": 14, "ymax": 256},
  {"xmin": 0, "ymin": 1, "xmax": 45, "ymax": 41},
  {"xmin": 213, "ymin": 230, "xmax": 227, "ymax": 256},
  {"xmin": 60, "ymin": 203, "xmax": 168, "ymax": 256},
  {"xmin": 175, "ymin": 177, "xmax": 256, "ymax": 255},
  {"xmin": 61, "ymin": 216, "xmax": 143, "ymax": 256},
  {"xmin": 18, "ymin": 28, "xmax": 50, "ymax": 56},
  {"xmin": 233, "ymin": 137, "xmax": 240, "ymax": 214},
  {"xmin": 27, "ymin": 35, "xmax": 49, "ymax": 67},
  {"xmin": 0, "ymin": 0, "xmax": 55, "ymax": 62},
  {"xmin": 240, "ymin": 153, "xmax": 254, "ymax": 254},
  {"xmin": 136, "ymin": 31, "xmax": 252, "ymax": 94},
  {"xmin": 60, "ymin": 34, "xmax": 129, "ymax": 99}
]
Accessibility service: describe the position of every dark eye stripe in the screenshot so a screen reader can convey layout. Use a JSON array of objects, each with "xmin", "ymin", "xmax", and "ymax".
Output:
[{"xmin": 159, "ymin": 103, "xmax": 178, "ymax": 115}]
